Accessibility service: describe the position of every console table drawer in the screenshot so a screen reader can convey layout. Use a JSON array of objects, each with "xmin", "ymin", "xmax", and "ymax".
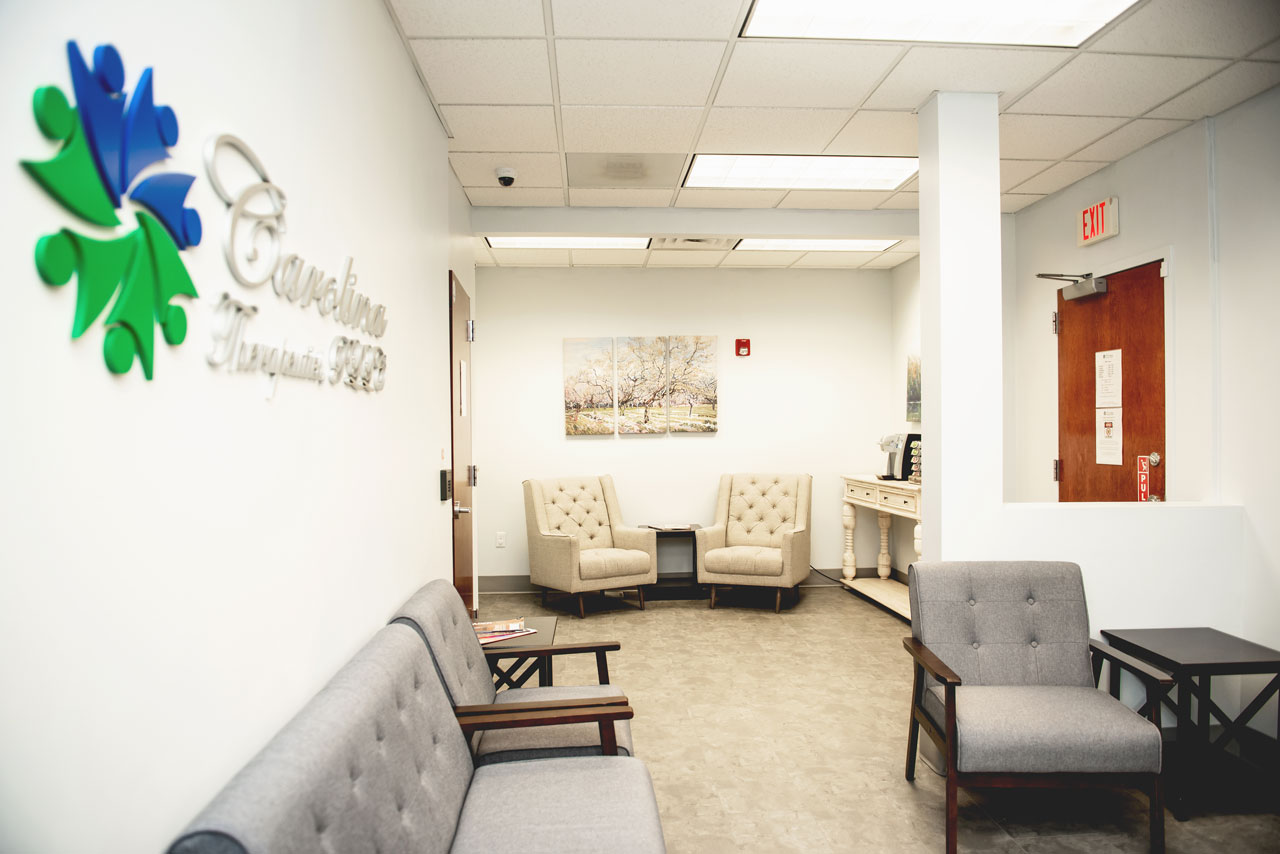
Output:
[
  {"xmin": 846, "ymin": 482, "xmax": 876, "ymax": 503},
  {"xmin": 878, "ymin": 491, "xmax": 918, "ymax": 515}
]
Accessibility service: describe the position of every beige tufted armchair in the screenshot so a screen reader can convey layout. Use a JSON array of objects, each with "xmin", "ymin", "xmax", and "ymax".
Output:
[
  {"xmin": 695, "ymin": 473, "xmax": 812, "ymax": 612},
  {"xmin": 523, "ymin": 475, "xmax": 657, "ymax": 618}
]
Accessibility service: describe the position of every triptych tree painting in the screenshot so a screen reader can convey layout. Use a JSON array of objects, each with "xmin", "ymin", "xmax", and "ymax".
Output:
[{"xmin": 563, "ymin": 335, "xmax": 717, "ymax": 436}]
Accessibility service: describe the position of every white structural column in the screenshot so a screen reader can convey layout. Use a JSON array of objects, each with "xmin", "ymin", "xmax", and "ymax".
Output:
[{"xmin": 918, "ymin": 93, "xmax": 1005, "ymax": 559}]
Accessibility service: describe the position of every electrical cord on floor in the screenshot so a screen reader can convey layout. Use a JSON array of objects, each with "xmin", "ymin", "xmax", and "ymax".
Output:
[{"xmin": 802, "ymin": 567, "xmax": 846, "ymax": 587}]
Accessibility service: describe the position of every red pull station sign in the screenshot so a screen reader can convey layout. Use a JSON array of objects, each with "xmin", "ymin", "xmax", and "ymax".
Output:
[{"xmin": 735, "ymin": 338, "xmax": 750, "ymax": 356}]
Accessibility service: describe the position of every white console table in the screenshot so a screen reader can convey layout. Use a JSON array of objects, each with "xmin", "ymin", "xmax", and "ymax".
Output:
[{"xmin": 840, "ymin": 474, "xmax": 921, "ymax": 620}]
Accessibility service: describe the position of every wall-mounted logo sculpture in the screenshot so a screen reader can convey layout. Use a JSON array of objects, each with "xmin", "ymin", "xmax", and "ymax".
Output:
[
  {"xmin": 21, "ymin": 42, "xmax": 200, "ymax": 379},
  {"xmin": 204, "ymin": 135, "xmax": 388, "ymax": 393}
]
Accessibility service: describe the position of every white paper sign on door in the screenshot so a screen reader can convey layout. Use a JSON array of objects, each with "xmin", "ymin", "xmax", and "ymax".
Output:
[
  {"xmin": 1096, "ymin": 408, "xmax": 1123, "ymax": 465},
  {"xmin": 1095, "ymin": 349, "xmax": 1122, "ymax": 408}
]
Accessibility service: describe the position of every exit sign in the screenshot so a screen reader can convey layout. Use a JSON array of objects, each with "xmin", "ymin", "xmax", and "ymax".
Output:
[{"xmin": 1079, "ymin": 197, "xmax": 1119, "ymax": 246}]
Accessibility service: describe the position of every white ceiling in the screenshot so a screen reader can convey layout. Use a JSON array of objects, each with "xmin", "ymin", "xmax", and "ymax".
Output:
[{"xmin": 387, "ymin": 0, "xmax": 1280, "ymax": 269}]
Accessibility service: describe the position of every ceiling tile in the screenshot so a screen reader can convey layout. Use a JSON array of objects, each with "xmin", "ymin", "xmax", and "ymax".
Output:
[
  {"xmin": 1068, "ymin": 119, "xmax": 1190, "ymax": 161},
  {"xmin": 1008, "ymin": 54, "xmax": 1229, "ymax": 116},
  {"xmin": 556, "ymin": 40, "xmax": 726, "ymax": 106},
  {"xmin": 864, "ymin": 47, "xmax": 1068, "ymax": 111},
  {"xmin": 1147, "ymin": 61, "xmax": 1280, "ymax": 120},
  {"xmin": 562, "ymin": 106, "xmax": 702, "ymax": 153},
  {"xmin": 569, "ymin": 189, "xmax": 675, "ymax": 206},
  {"xmin": 464, "ymin": 187, "xmax": 565, "ymax": 206},
  {"xmin": 861, "ymin": 252, "xmax": 917, "ymax": 269},
  {"xmin": 696, "ymin": 108, "xmax": 852, "ymax": 154},
  {"xmin": 442, "ymin": 105, "xmax": 559, "ymax": 151},
  {"xmin": 648, "ymin": 249, "xmax": 727, "ymax": 266},
  {"xmin": 1010, "ymin": 161, "xmax": 1108, "ymax": 195},
  {"xmin": 824, "ymin": 111, "xmax": 918, "ymax": 156},
  {"xmin": 474, "ymin": 236, "xmax": 496, "ymax": 265},
  {"xmin": 893, "ymin": 238, "xmax": 920, "ymax": 252},
  {"xmin": 999, "ymin": 160, "xmax": 1055, "ymax": 192},
  {"xmin": 566, "ymin": 153, "xmax": 686, "ymax": 187},
  {"xmin": 900, "ymin": 176, "xmax": 919, "ymax": 191},
  {"xmin": 570, "ymin": 249, "xmax": 650, "ymax": 265},
  {"xmin": 792, "ymin": 252, "xmax": 876, "ymax": 268},
  {"xmin": 715, "ymin": 42, "xmax": 902, "ymax": 108},
  {"xmin": 390, "ymin": 0, "xmax": 545, "ymax": 37},
  {"xmin": 999, "ymin": 115, "xmax": 1126, "ymax": 159},
  {"xmin": 1001, "ymin": 194, "xmax": 1045, "ymax": 213},
  {"xmin": 411, "ymin": 40, "xmax": 551, "ymax": 104},
  {"xmin": 1252, "ymin": 40, "xmax": 1280, "ymax": 61},
  {"xmin": 878, "ymin": 192, "xmax": 919, "ymax": 210},
  {"xmin": 1088, "ymin": 0, "xmax": 1280, "ymax": 58},
  {"xmin": 777, "ymin": 190, "xmax": 893, "ymax": 210},
  {"xmin": 550, "ymin": 0, "xmax": 741, "ymax": 39},
  {"xmin": 719, "ymin": 251, "xmax": 805, "ymax": 267},
  {"xmin": 450, "ymin": 152, "xmax": 563, "ymax": 187},
  {"xmin": 490, "ymin": 248, "xmax": 572, "ymax": 265},
  {"xmin": 675, "ymin": 189, "xmax": 785, "ymax": 208}
]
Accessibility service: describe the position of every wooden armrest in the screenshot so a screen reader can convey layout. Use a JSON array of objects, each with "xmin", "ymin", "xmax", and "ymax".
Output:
[
  {"xmin": 1089, "ymin": 639, "xmax": 1173, "ymax": 686},
  {"xmin": 903, "ymin": 637, "xmax": 962, "ymax": 686},
  {"xmin": 457, "ymin": 704, "xmax": 633, "ymax": 736},
  {"xmin": 454, "ymin": 696, "xmax": 628, "ymax": 717},
  {"xmin": 484, "ymin": 640, "xmax": 621, "ymax": 659}
]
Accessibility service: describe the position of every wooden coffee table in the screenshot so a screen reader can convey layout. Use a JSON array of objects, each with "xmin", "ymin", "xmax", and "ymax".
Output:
[
  {"xmin": 1099, "ymin": 626, "xmax": 1280, "ymax": 820},
  {"xmin": 483, "ymin": 616, "xmax": 558, "ymax": 689}
]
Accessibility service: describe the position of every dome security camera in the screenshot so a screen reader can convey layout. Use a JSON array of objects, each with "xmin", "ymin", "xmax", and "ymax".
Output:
[{"xmin": 496, "ymin": 167, "xmax": 516, "ymax": 187}]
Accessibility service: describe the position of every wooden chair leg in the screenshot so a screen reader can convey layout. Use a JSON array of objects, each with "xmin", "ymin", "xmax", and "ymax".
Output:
[
  {"xmin": 578, "ymin": 593, "xmax": 586, "ymax": 619},
  {"xmin": 775, "ymin": 587, "xmax": 782, "ymax": 613},
  {"xmin": 709, "ymin": 584, "xmax": 717, "ymax": 609},
  {"xmin": 637, "ymin": 585, "xmax": 645, "ymax": 610},
  {"xmin": 1149, "ymin": 774, "xmax": 1165, "ymax": 854},
  {"xmin": 945, "ymin": 769, "xmax": 958, "ymax": 854},
  {"xmin": 905, "ymin": 714, "xmax": 920, "ymax": 782}
]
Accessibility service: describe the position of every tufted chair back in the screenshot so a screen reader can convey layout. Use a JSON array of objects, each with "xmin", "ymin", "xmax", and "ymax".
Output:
[
  {"xmin": 533, "ymin": 476, "xmax": 617, "ymax": 550},
  {"xmin": 909, "ymin": 561, "xmax": 1094, "ymax": 688},
  {"xmin": 167, "ymin": 624, "xmax": 473, "ymax": 854},
  {"xmin": 392, "ymin": 579, "xmax": 495, "ymax": 707},
  {"xmin": 722, "ymin": 474, "xmax": 808, "ymax": 548}
]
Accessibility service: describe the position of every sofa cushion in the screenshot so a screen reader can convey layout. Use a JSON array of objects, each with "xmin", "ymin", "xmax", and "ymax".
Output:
[
  {"xmin": 922, "ymin": 685, "xmax": 1162, "ymax": 774},
  {"xmin": 725, "ymin": 474, "xmax": 799, "ymax": 548},
  {"xmin": 704, "ymin": 545, "xmax": 783, "ymax": 577},
  {"xmin": 579, "ymin": 547, "xmax": 651, "ymax": 580},
  {"xmin": 909, "ymin": 561, "xmax": 1094, "ymax": 688},
  {"xmin": 541, "ymin": 477, "xmax": 615, "ymax": 549},
  {"xmin": 392, "ymin": 579, "xmax": 496, "ymax": 707},
  {"xmin": 453, "ymin": 757, "xmax": 664, "ymax": 854},
  {"xmin": 476, "ymin": 685, "xmax": 633, "ymax": 765}
]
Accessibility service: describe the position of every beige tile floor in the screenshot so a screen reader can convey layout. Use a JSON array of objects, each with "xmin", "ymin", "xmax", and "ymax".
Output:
[{"xmin": 478, "ymin": 584, "xmax": 1280, "ymax": 853}]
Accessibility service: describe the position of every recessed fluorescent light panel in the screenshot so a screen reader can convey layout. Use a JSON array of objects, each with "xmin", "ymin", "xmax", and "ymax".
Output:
[
  {"xmin": 736, "ymin": 238, "xmax": 900, "ymax": 252},
  {"xmin": 685, "ymin": 155, "xmax": 918, "ymax": 191},
  {"xmin": 485, "ymin": 237, "xmax": 652, "ymax": 250},
  {"xmin": 742, "ymin": 0, "xmax": 1138, "ymax": 48}
]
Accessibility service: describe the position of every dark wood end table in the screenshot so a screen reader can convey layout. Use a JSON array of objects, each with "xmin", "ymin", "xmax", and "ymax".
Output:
[
  {"xmin": 484, "ymin": 615, "xmax": 558, "ymax": 689},
  {"xmin": 1099, "ymin": 626, "xmax": 1280, "ymax": 820},
  {"xmin": 647, "ymin": 524, "xmax": 707, "ymax": 600}
]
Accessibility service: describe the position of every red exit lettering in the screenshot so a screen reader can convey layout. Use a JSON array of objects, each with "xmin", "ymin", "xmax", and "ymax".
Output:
[{"xmin": 1078, "ymin": 197, "xmax": 1118, "ymax": 246}]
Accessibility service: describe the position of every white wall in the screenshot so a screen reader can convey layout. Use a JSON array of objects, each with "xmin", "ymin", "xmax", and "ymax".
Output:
[
  {"xmin": 0, "ymin": 2, "xmax": 462, "ymax": 851},
  {"xmin": 472, "ymin": 266, "xmax": 897, "ymax": 578},
  {"xmin": 887, "ymin": 257, "xmax": 922, "ymax": 568}
]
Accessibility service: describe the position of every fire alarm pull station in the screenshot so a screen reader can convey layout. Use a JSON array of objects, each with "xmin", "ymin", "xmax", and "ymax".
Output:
[{"xmin": 735, "ymin": 338, "xmax": 750, "ymax": 356}]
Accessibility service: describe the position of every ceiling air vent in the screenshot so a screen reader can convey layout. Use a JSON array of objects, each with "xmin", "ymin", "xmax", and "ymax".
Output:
[{"xmin": 649, "ymin": 237, "xmax": 738, "ymax": 251}]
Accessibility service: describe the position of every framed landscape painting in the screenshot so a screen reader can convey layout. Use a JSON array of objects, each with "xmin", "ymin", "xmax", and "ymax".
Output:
[
  {"xmin": 906, "ymin": 354, "xmax": 921, "ymax": 422},
  {"xmin": 616, "ymin": 336, "xmax": 668, "ymax": 434},
  {"xmin": 563, "ymin": 338, "xmax": 615, "ymax": 435},
  {"xmin": 668, "ymin": 335, "xmax": 717, "ymax": 433}
]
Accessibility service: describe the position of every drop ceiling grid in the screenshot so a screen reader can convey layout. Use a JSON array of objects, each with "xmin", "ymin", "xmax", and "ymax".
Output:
[{"xmin": 389, "ymin": 0, "xmax": 1280, "ymax": 226}]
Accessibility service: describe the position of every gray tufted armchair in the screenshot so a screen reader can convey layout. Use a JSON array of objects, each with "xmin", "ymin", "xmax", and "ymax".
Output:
[
  {"xmin": 523, "ymin": 475, "xmax": 657, "ymax": 618},
  {"xmin": 695, "ymin": 473, "xmax": 812, "ymax": 612},
  {"xmin": 904, "ymin": 561, "xmax": 1172, "ymax": 854}
]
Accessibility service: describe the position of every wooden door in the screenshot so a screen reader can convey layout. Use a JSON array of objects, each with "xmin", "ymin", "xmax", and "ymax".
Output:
[
  {"xmin": 1057, "ymin": 260, "xmax": 1165, "ymax": 502},
  {"xmin": 449, "ymin": 271, "xmax": 474, "ymax": 614}
]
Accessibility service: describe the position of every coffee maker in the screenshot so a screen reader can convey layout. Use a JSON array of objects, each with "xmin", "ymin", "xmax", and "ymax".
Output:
[{"xmin": 877, "ymin": 432, "xmax": 920, "ymax": 481}]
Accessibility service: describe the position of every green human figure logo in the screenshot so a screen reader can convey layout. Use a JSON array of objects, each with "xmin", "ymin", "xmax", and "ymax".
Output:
[{"xmin": 22, "ymin": 41, "xmax": 200, "ymax": 379}]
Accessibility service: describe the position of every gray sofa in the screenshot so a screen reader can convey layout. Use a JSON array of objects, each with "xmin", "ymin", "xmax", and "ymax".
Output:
[{"xmin": 167, "ymin": 624, "xmax": 665, "ymax": 853}]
